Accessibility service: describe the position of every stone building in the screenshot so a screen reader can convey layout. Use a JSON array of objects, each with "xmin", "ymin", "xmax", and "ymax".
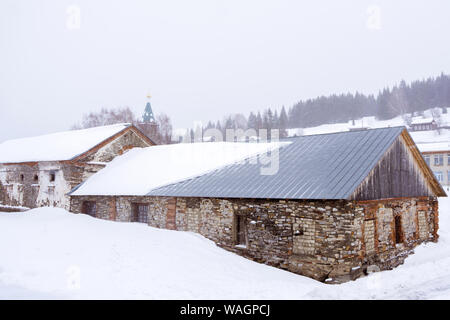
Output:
[
  {"xmin": 0, "ymin": 123, "xmax": 154, "ymax": 209},
  {"xmin": 69, "ymin": 127, "xmax": 445, "ymax": 283}
]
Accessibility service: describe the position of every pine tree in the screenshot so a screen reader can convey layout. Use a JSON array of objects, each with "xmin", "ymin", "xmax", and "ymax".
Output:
[
  {"xmin": 273, "ymin": 110, "xmax": 279, "ymax": 129},
  {"xmin": 215, "ymin": 120, "xmax": 223, "ymax": 137},
  {"xmin": 256, "ymin": 112, "xmax": 263, "ymax": 131},
  {"xmin": 247, "ymin": 112, "xmax": 257, "ymax": 130},
  {"xmin": 279, "ymin": 106, "xmax": 288, "ymax": 138}
]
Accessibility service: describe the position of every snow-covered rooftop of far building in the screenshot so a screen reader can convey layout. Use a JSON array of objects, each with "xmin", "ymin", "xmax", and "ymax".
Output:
[
  {"xmin": 287, "ymin": 107, "xmax": 450, "ymax": 146},
  {"xmin": 0, "ymin": 123, "xmax": 131, "ymax": 163},
  {"xmin": 411, "ymin": 117, "xmax": 435, "ymax": 125},
  {"xmin": 417, "ymin": 142, "xmax": 450, "ymax": 153},
  {"xmin": 70, "ymin": 141, "xmax": 288, "ymax": 196}
]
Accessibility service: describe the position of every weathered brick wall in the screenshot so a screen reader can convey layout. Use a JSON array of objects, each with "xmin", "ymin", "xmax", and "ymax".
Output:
[
  {"xmin": 0, "ymin": 180, "xmax": 4, "ymax": 204},
  {"xmin": 70, "ymin": 195, "xmax": 114, "ymax": 220},
  {"xmin": 0, "ymin": 162, "xmax": 105, "ymax": 210},
  {"xmin": 71, "ymin": 195, "xmax": 170, "ymax": 226},
  {"xmin": 356, "ymin": 197, "xmax": 438, "ymax": 271},
  {"xmin": 0, "ymin": 129, "xmax": 151, "ymax": 210},
  {"xmin": 68, "ymin": 194, "xmax": 439, "ymax": 283},
  {"xmin": 115, "ymin": 196, "xmax": 170, "ymax": 227},
  {"xmin": 168, "ymin": 197, "xmax": 363, "ymax": 282},
  {"xmin": 80, "ymin": 129, "xmax": 151, "ymax": 163}
]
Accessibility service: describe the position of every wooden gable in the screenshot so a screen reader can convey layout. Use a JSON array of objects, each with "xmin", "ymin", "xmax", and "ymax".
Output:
[{"xmin": 351, "ymin": 129, "xmax": 446, "ymax": 200}]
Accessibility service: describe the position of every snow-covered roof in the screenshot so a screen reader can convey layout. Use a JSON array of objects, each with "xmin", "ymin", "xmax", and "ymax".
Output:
[
  {"xmin": 0, "ymin": 123, "xmax": 131, "ymax": 163},
  {"xmin": 70, "ymin": 141, "xmax": 288, "ymax": 196},
  {"xmin": 411, "ymin": 118, "xmax": 435, "ymax": 125},
  {"xmin": 417, "ymin": 142, "xmax": 450, "ymax": 153},
  {"xmin": 150, "ymin": 127, "xmax": 430, "ymax": 199}
]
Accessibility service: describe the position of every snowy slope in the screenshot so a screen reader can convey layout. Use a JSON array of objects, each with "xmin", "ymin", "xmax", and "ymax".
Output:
[
  {"xmin": 0, "ymin": 123, "xmax": 130, "ymax": 163},
  {"xmin": 71, "ymin": 141, "xmax": 288, "ymax": 196},
  {"xmin": 0, "ymin": 198, "xmax": 449, "ymax": 299},
  {"xmin": 287, "ymin": 107, "xmax": 450, "ymax": 146}
]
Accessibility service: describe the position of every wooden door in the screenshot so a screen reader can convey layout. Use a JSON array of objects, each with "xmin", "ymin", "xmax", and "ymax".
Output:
[
  {"xmin": 132, "ymin": 203, "xmax": 149, "ymax": 223},
  {"xmin": 82, "ymin": 201, "xmax": 96, "ymax": 217},
  {"xmin": 165, "ymin": 198, "xmax": 177, "ymax": 230}
]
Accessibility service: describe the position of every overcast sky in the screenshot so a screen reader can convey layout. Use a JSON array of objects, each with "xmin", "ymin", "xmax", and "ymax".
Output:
[{"xmin": 1, "ymin": 0, "xmax": 450, "ymax": 142}]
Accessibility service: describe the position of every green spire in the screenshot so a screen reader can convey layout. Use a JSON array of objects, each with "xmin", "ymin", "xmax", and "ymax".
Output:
[{"xmin": 143, "ymin": 101, "xmax": 155, "ymax": 123}]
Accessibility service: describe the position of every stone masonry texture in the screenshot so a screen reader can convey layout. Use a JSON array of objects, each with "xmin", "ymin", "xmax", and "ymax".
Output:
[
  {"xmin": 69, "ymin": 195, "xmax": 439, "ymax": 283},
  {"xmin": 0, "ymin": 128, "xmax": 150, "ymax": 210}
]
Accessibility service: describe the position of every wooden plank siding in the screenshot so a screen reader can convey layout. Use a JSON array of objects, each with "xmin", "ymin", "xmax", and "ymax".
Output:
[{"xmin": 351, "ymin": 130, "xmax": 444, "ymax": 200}]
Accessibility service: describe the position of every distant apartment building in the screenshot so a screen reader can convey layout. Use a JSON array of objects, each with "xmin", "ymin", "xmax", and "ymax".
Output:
[{"xmin": 418, "ymin": 142, "xmax": 450, "ymax": 187}]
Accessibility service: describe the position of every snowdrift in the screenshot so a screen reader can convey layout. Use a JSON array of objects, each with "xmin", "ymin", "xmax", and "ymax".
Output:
[{"xmin": 0, "ymin": 198, "xmax": 450, "ymax": 299}]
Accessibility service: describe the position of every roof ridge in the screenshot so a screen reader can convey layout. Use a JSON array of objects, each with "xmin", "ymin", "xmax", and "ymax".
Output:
[{"xmin": 287, "ymin": 125, "xmax": 405, "ymax": 139}]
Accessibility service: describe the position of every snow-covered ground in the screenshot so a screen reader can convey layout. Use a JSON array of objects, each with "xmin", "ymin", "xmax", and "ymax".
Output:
[{"xmin": 1, "ymin": 198, "xmax": 450, "ymax": 300}]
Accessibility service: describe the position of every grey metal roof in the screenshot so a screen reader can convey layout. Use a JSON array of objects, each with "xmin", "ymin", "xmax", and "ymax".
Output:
[{"xmin": 147, "ymin": 126, "xmax": 406, "ymax": 200}]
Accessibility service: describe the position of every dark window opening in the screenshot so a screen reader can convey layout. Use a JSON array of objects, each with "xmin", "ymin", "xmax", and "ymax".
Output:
[
  {"xmin": 82, "ymin": 201, "xmax": 97, "ymax": 217},
  {"xmin": 132, "ymin": 203, "xmax": 149, "ymax": 223},
  {"xmin": 394, "ymin": 215, "xmax": 403, "ymax": 244},
  {"xmin": 49, "ymin": 172, "xmax": 55, "ymax": 182},
  {"xmin": 20, "ymin": 174, "xmax": 24, "ymax": 182},
  {"xmin": 33, "ymin": 174, "xmax": 39, "ymax": 182},
  {"xmin": 235, "ymin": 215, "xmax": 247, "ymax": 246},
  {"xmin": 295, "ymin": 227, "xmax": 304, "ymax": 236}
]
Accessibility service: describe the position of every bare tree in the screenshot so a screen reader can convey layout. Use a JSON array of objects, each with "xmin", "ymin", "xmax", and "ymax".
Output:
[
  {"xmin": 402, "ymin": 113, "xmax": 412, "ymax": 127},
  {"xmin": 71, "ymin": 107, "xmax": 137, "ymax": 129},
  {"xmin": 71, "ymin": 107, "xmax": 174, "ymax": 145},
  {"xmin": 156, "ymin": 113, "xmax": 173, "ymax": 144},
  {"xmin": 431, "ymin": 107, "xmax": 443, "ymax": 134}
]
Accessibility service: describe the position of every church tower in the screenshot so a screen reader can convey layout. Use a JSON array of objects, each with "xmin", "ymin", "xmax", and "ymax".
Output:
[
  {"xmin": 142, "ymin": 95, "xmax": 156, "ymax": 123},
  {"xmin": 138, "ymin": 94, "xmax": 159, "ymax": 142}
]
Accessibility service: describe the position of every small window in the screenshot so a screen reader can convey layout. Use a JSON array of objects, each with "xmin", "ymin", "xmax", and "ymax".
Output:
[
  {"xmin": 234, "ymin": 214, "xmax": 247, "ymax": 246},
  {"xmin": 434, "ymin": 154, "xmax": 444, "ymax": 166},
  {"xmin": 33, "ymin": 174, "xmax": 39, "ymax": 182},
  {"xmin": 394, "ymin": 215, "xmax": 403, "ymax": 244},
  {"xmin": 132, "ymin": 203, "xmax": 149, "ymax": 223},
  {"xmin": 49, "ymin": 172, "xmax": 55, "ymax": 182},
  {"xmin": 20, "ymin": 174, "xmax": 24, "ymax": 182},
  {"xmin": 82, "ymin": 201, "xmax": 97, "ymax": 217},
  {"xmin": 447, "ymin": 154, "xmax": 450, "ymax": 165},
  {"xmin": 434, "ymin": 171, "xmax": 443, "ymax": 182}
]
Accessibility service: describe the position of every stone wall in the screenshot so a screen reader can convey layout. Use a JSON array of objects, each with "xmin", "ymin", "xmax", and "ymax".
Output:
[
  {"xmin": 0, "ymin": 162, "xmax": 105, "ymax": 209},
  {"xmin": 79, "ymin": 129, "xmax": 152, "ymax": 163},
  {"xmin": 70, "ymin": 195, "xmax": 365, "ymax": 281},
  {"xmin": 68, "ymin": 195, "xmax": 439, "ymax": 283},
  {"xmin": 70, "ymin": 195, "xmax": 115, "ymax": 220},
  {"xmin": 0, "ymin": 128, "xmax": 152, "ymax": 210},
  {"xmin": 356, "ymin": 197, "xmax": 438, "ymax": 271}
]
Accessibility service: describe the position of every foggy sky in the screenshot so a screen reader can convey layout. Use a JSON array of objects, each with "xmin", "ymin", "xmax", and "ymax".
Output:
[{"xmin": 1, "ymin": 0, "xmax": 450, "ymax": 142}]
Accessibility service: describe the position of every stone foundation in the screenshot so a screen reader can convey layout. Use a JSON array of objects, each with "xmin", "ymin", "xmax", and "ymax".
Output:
[{"xmin": 69, "ymin": 195, "xmax": 439, "ymax": 283}]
